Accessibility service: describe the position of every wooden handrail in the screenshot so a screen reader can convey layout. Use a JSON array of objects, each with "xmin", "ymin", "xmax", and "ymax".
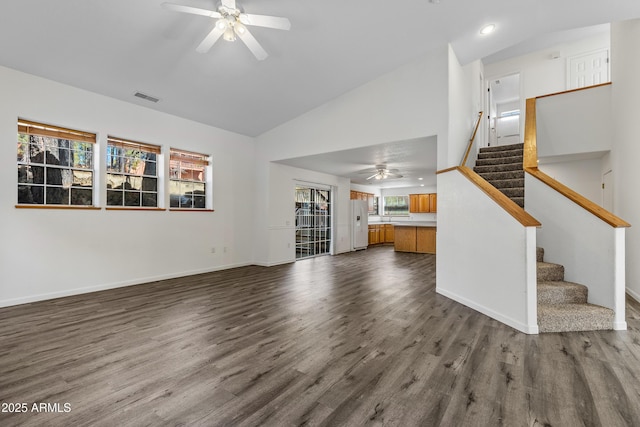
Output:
[
  {"xmin": 460, "ymin": 111, "xmax": 484, "ymax": 167},
  {"xmin": 535, "ymin": 82, "xmax": 611, "ymax": 100},
  {"xmin": 524, "ymin": 83, "xmax": 630, "ymax": 228},
  {"xmin": 437, "ymin": 166, "xmax": 541, "ymax": 227},
  {"xmin": 525, "ymin": 167, "xmax": 630, "ymax": 228}
]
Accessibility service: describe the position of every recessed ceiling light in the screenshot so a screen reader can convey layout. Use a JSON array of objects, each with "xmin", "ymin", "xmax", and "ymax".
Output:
[
  {"xmin": 420, "ymin": 184, "xmax": 425, "ymax": 187},
  {"xmin": 480, "ymin": 24, "xmax": 495, "ymax": 35},
  {"xmin": 418, "ymin": 177, "xmax": 423, "ymax": 181}
]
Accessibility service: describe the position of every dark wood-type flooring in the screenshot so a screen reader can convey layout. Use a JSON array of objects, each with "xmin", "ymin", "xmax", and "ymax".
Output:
[{"xmin": 2, "ymin": 246, "xmax": 640, "ymax": 426}]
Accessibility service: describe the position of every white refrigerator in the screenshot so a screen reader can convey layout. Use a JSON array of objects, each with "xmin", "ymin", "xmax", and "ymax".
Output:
[{"xmin": 351, "ymin": 200, "xmax": 369, "ymax": 250}]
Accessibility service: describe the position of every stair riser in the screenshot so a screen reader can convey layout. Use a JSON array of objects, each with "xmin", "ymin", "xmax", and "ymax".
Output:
[
  {"xmin": 479, "ymin": 143, "xmax": 524, "ymax": 153},
  {"xmin": 475, "ymin": 156, "xmax": 523, "ymax": 166},
  {"xmin": 474, "ymin": 163, "xmax": 523, "ymax": 173},
  {"xmin": 477, "ymin": 171, "xmax": 524, "ymax": 181},
  {"xmin": 536, "ymin": 247, "xmax": 544, "ymax": 263},
  {"xmin": 498, "ymin": 188, "xmax": 524, "ymax": 198},
  {"xmin": 537, "ymin": 264, "xmax": 564, "ymax": 282},
  {"xmin": 485, "ymin": 179, "xmax": 525, "ymax": 189},
  {"xmin": 477, "ymin": 150, "xmax": 523, "ymax": 160}
]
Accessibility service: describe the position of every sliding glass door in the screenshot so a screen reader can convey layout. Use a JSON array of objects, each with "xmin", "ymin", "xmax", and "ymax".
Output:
[{"xmin": 295, "ymin": 185, "xmax": 331, "ymax": 259}]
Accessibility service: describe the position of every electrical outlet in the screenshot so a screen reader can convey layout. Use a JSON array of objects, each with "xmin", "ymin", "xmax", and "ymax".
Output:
[
  {"xmin": 210, "ymin": 247, "xmax": 216, "ymax": 254},
  {"xmin": 223, "ymin": 247, "xmax": 228, "ymax": 253}
]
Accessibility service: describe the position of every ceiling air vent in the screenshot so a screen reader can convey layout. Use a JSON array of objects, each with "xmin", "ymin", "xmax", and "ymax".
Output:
[{"xmin": 134, "ymin": 92, "xmax": 160, "ymax": 103}]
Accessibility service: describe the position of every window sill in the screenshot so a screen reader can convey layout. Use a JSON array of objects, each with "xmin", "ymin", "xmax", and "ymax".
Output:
[
  {"xmin": 105, "ymin": 207, "xmax": 166, "ymax": 211},
  {"xmin": 169, "ymin": 209, "xmax": 214, "ymax": 212},
  {"xmin": 15, "ymin": 205, "xmax": 100, "ymax": 210}
]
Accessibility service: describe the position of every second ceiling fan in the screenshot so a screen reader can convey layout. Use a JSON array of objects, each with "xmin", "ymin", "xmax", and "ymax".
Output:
[{"xmin": 163, "ymin": 0, "xmax": 291, "ymax": 60}]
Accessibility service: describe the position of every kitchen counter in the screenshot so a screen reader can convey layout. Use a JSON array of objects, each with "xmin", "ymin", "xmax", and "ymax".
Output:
[
  {"xmin": 392, "ymin": 223, "xmax": 437, "ymax": 254},
  {"xmin": 369, "ymin": 220, "xmax": 436, "ymax": 227}
]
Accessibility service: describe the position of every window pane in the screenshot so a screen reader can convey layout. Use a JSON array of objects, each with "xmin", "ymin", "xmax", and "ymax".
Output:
[
  {"xmin": 17, "ymin": 142, "xmax": 28, "ymax": 162},
  {"xmin": 18, "ymin": 185, "xmax": 44, "ymax": 204},
  {"xmin": 71, "ymin": 148, "xmax": 93, "ymax": 169},
  {"xmin": 142, "ymin": 193, "xmax": 157, "ymax": 207},
  {"xmin": 71, "ymin": 188, "xmax": 92, "ymax": 206},
  {"xmin": 46, "ymin": 168, "xmax": 64, "ymax": 185},
  {"xmin": 193, "ymin": 196, "xmax": 205, "ymax": 209},
  {"xmin": 46, "ymin": 187, "xmax": 69, "ymax": 204},
  {"xmin": 72, "ymin": 170, "xmax": 93, "ymax": 187},
  {"xmin": 18, "ymin": 165, "xmax": 44, "ymax": 184},
  {"xmin": 142, "ymin": 177, "xmax": 157, "ymax": 192},
  {"xmin": 29, "ymin": 142, "xmax": 45, "ymax": 162},
  {"xmin": 107, "ymin": 190, "xmax": 123, "ymax": 206},
  {"xmin": 142, "ymin": 160, "xmax": 157, "ymax": 176},
  {"xmin": 127, "ymin": 176, "xmax": 142, "ymax": 191},
  {"xmin": 107, "ymin": 173, "xmax": 123, "ymax": 190},
  {"xmin": 169, "ymin": 181, "xmax": 181, "ymax": 207},
  {"xmin": 125, "ymin": 191, "xmax": 140, "ymax": 207}
]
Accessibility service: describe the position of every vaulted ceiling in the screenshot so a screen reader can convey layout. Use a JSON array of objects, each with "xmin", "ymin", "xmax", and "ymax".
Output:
[{"xmin": 1, "ymin": 0, "xmax": 639, "ymax": 138}]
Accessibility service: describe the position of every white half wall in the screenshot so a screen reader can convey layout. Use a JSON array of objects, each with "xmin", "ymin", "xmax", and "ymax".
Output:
[
  {"xmin": 525, "ymin": 173, "xmax": 626, "ymax": 329},
  {"xmin": 437, "ymin": 170, "xmax": 538, "ymax": 334},
  {"xmin": 538, "ymin": 157, "xmax": 606, "ymax": 206},
  {"xmin": 0, "ymin": 66, "xmax": 256, "ymax": 307}
]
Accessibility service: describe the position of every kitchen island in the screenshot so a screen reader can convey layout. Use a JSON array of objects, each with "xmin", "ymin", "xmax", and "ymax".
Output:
[{"xmin": 392, "ymin": 222, "xmax": 437, "ymax": 254}]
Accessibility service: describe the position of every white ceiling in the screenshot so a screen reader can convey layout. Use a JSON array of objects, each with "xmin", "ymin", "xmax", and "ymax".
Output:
[
  {"xmin": 1, "ymin": 1, "xmax": 639, "ymax": 189},
  {"xmin": 275, "ymin": 136, "xmax": 438, "ymax": 189}
]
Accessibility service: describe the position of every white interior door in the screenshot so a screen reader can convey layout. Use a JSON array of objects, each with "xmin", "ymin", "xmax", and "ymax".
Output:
[{"xmin": 568, "ymin": 49, "xmax": 609, "ymax": 89}]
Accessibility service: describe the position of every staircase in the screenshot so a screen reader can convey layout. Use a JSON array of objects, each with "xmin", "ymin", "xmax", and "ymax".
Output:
[
  {"xmin": 536, "ymin": 247, "xmax": 614, "ymax": 333},
  {"xmin": 473, "ymin": 143, "xmax": 525, "ymax": 207},
  {"xmin": 473, "ymin": 143, "xmax": 615, "ymax": 333}
]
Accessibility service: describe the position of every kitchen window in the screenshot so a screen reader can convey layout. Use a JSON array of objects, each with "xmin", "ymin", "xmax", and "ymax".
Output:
[
  {"xmin": 169, "ymin": 148, "xmax": 210, "ymax": 209},
  {"xmin": 383, "ymin": 195, "xmax": 409, "ymax": 216},
  {"xmin": 17, "ymin": 119, "xmax": 95, "ymax": 206},
  {"xmin": 106, "ymin": 136, "xmax": 160, "ymax": 208}
]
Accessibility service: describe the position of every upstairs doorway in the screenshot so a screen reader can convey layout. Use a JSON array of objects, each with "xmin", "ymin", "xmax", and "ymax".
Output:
[{"xmin": 488, "ymin": 73, "xmax": 521, "ymax": 147}]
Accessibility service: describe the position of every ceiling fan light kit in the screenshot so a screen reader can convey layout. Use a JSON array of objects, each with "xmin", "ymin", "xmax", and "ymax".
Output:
[
  {"xmin": 162, "ymin": 0, "xmax": 291, "ymax": 60},
  {"xmin": 364, "ymin": 165, "xmax": 403, "ymax": 181}
]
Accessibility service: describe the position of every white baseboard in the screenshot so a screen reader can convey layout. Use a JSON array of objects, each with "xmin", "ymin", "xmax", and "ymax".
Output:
[
  {"xmin": 0, "ymin": 262, "xmax": 251, "ymax": 308},
  {"xmin": 613, "ymin": 321, "xmax": 628, "ymax": 331},
  {"xmin": 436, "ymin": 287, "xmax": 539, "ymax": 335},
  {"xmin": 253, "ymin": 259, "xmax": 294, "ymax": 267},
  {"xmin": 626, "ymin": 288, "xmax": 640, "ymax": 303}
]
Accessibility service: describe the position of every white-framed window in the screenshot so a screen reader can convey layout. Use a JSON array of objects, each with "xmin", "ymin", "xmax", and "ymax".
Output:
[
  {"xmin": 169, "ymin": 148, "xmax": 209, "ymax": 209},
  {"xmin": 17, "ymin": 119, "xmax": 95, "ymax": 206},
  {"xmin": 106, "ymin": 136, "xmax": 160, "ymax": 208},
  {"xmin": 383, "ymin": 195, "xmax": 409, "ymax": 216}
]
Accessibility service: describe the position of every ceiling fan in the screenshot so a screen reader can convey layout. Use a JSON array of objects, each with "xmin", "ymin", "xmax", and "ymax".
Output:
[
  {"xmin": 360, "ymin": 165, "xmax": 404, "ymax": 180},
  {"xmin": 162, "ymin": 0, "xmax": 291, "ymax": 60}
]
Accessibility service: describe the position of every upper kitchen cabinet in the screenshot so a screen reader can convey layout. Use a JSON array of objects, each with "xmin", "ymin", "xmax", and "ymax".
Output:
[
  {"xmin": 351, "ymin": 190, "xmax": 378, "ymax": 215},
  {"xmin": 409, "ymin": 193, "xmax": 437, "ymax": 213}
]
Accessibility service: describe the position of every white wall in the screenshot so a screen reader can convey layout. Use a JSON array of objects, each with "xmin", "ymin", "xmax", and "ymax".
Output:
[
  {"xmin": 437, "ymin": 170, "xmax": 538, "ymax": 334},
  {"xmin": 484, "ymin": 33, "xmax": 610, "ymax": 100},
  {"xmin": 538, "ymin": 157, "xmax": 605, "ymax": 205},
  {"xmin": 448, "ymin": 47, "xmax": 483, "ymax": 168},
  {"xmin": 254, "ymin": 47, "xmax": 450, "ymax": 266},
  {"xmin": 535, "ymin": 84, "xmax": 612, "ymax": 158},
  {"xmin": 0, "ymin": 66, "xmax": 256, "ymax": 307},
  {"xmin": 611, "ymin": 19, "xmax": 640, "ymax": 300}
]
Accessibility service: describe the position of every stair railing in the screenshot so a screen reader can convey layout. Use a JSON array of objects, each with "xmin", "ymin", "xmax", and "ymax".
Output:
[{"xmin": 460, "ymin": 111, "xmax": 483, "ymax": 167}]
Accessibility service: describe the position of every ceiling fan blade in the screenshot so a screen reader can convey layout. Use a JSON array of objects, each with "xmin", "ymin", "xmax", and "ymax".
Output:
[
  {"xmin": 366, "ymin": 173, "xmax": 379, "ymax": 180},
  {"xmin": 196, "ymin": 26, "xmax": 225, "ymax": 53},
  {"xmin": 221, "ymin": 0, "xmax": 236, "ymax": 10},
  {"xmin": 162, "ymin": 2, "xmax": 222, "ymax": 18},
  {"xmin": 240, "ymin": 13, "xmax": 291, "ymax": 30},
  {"xmin": 236, "ymin": 27, "xmax": 268, "ymax": 60}
]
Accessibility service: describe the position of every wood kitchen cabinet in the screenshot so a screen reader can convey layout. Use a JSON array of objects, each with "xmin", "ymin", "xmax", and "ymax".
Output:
[
  {"xmin": 394, "ymin": 226, "xmax": 436, "ymax": 254},
  {"xmin": 383, "ymin": 224, "xmax": 394, "ymax": 243},
  {"xmin": 409, "ymin": 193, "xmax": 437, "ymax": 213},
  {"xmin": 368, "ymin": 225, "xmax": 380, "ymax": 245},
  {"xmin": 416, "ymin": 227, "xmax": 436, "ymax": 253}
]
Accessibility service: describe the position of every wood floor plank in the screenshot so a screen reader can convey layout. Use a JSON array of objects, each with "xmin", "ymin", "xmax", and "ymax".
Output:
[{"xmin": 2, "ymin": 246, "xmax": 640, "ymax": 426}]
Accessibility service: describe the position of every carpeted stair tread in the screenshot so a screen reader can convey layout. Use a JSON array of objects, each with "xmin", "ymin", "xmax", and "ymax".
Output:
[
  {"xmin": 477, "ymin": 170, "xmax": 524, "ymax": 181},
  {"xmin": 477, "ymin": 149, "xmax": 523, "ymax": 160},
  {"xmin": 538, "ymin": 303, "xmax": 614, "ymax": 333},
  {"xmin": 498, "ymin": 187, "xmax": 524, "ymax": 198},
  {"xmin": 511, "ymin": 197, "xmax": 524, "ymax": 208},
  {"xmin": 537, "ymin": 262, "xmax": 564, "ymax": 281},
  {"xmin": 473, "ymin": 163, "xmax": 524, "ymax": 173},
  {"xmin": 485, "ymin": 178, "xmax": 525, "ymax": 189},
  {"xmin": 475, "ymin": 155, "xmax": 524, "ymax": 166},
  {"xmin": 538, "ymin": 281, "xmax": 588, "ymax": 305}
]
